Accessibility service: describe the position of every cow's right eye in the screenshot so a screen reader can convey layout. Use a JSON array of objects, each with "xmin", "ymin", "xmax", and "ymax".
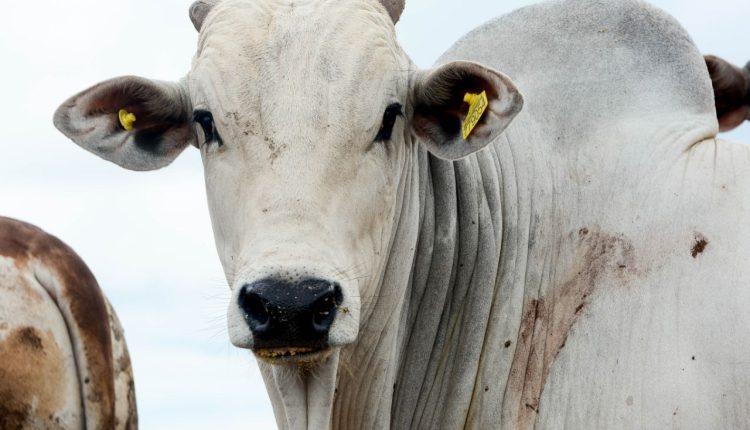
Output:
[
  {"xmin": 193, "ymin": 110, "xmax": 222, "ymax": 146},
  {"xmin": 374, "ymin": 103, "xmax": 403, "ymax": 142}
]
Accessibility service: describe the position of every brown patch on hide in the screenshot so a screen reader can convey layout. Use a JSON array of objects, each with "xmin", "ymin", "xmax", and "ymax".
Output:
[
  {"xmin": 0, "ymin": 217, "xmax": 115, "ymax": 427},
  {"xmin": 691, "ymin": 234, "xmax": 708, "ymax": 258},
  {"xmin": 107, "ymin": 303, "xmax": 139, "ymax": 429},
  {"xmin": 117, "ymin": 350, "xmax": 138, "ymax": 430},
  {"xmin": 0, "ymin": 218, "xmax": 35, "ymax": 264},
  {"xmin": 0, "ymin": 327, "xmax": 67, "ymax": 429},
  {"xmin": 17, "ymin": 327, "xmax": 43, "ymax": 350},
  {"xmin": 124, "ymin": 375, "xmax": 138, "ymax": 430},
  {"xmin": 508, "ymin": 227, "xmax": 636, "ymax": 429}
]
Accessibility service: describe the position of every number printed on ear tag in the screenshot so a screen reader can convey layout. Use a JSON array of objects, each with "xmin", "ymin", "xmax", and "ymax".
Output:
[{"xmin": 462, "ymin": 91, "xmax": 488, "ymax": 140}]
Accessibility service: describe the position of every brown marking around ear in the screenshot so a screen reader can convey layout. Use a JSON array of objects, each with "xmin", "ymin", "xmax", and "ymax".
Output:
[
  {"xmin": 506, "ymin": 227, "xmax": 636, "ymax": 429},
  {"xmin": 0, "ymin": 217, "xmax": 116, "ymax": 429}
]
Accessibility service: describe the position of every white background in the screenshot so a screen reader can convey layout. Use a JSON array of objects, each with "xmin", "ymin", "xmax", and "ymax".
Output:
[{"xmin": 1, "ymin": 0, "xmax": 747, "ymax": 428}]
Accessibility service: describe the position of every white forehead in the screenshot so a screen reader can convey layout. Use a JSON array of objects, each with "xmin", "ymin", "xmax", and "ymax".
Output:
[{"xmin": 190, "ymin": 0, "xmax": 409, "ymax": 133}]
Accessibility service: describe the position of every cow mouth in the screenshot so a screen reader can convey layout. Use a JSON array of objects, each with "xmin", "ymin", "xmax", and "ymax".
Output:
[{"xmin": 253, "ymin": 347, "xmax": 333, "ymax": 365}]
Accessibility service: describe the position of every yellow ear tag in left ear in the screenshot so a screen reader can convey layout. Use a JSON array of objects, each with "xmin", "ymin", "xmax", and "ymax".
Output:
[
  {"xmin": 118, "ymin": 109, "xmax": 137, "ymax": 131},
  {"xmin": 462, "ymin": 91, "xmax": 488, "ymax": 140}
]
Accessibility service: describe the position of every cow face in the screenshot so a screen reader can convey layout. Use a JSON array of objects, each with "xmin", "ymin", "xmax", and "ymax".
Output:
[{"xmin": 54, "ymin": 0, "xmax": 522, "ymax": 364}]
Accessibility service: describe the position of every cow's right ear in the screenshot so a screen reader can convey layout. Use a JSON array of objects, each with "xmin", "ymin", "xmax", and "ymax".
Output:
[
  {"xmin": 410, "ymin": 61, "xmax": 523, "ymax": 160},
  {"xmin": 54, "ymin": 76, "xmax": 195, "ymax": 171}
]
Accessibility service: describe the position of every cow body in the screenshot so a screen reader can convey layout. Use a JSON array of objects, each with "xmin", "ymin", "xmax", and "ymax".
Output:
[
  {"xmin": 53, "ymin": 0, "xmax": 750, "ymax": 428},
  {"xmin": 0, "ymin": 218, "xmax": 137, "ymax": 429},
  {"xmin": 386, "ymin": 2, "xmax": 750, "ymax": 428}
]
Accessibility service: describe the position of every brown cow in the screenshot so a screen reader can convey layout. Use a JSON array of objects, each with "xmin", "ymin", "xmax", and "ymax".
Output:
[
  {"xmin": 705, "ymin": 55, "xmax": 750, "ymax": 131},
  {"xmin": 0, "ymin": 217, "xmax": 137, "ymax": 429}
]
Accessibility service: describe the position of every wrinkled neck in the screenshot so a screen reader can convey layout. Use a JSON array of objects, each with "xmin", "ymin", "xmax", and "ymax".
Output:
[
  {"xmin": 391, "ymin": 134, "xmax": 539, "ymax": 429},
  {"xmin": 332, "ymin": 122, "xmax": 551, "ymax": 429},
  {"xmin": 331, "ymin": 141, "xmax": 423, "ymax": 429}
]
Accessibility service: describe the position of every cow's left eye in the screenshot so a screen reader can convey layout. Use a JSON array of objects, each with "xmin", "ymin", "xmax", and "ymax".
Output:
[
  {"xmin": 374, "ymin": 103, "xmax": 403, "ymax": 142},
  {"xmin": 193, "ymin": 110, "xmax": 222, "ymax": 146}
]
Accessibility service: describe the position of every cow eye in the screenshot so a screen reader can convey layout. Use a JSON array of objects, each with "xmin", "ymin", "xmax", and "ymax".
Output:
[
  {"xmin": 374, "ymin": 103, "xmax": 403, "ymax": 142},
  {"xmin": 192, "ymin": 110, "xmax": 222, "ymax": 146}
]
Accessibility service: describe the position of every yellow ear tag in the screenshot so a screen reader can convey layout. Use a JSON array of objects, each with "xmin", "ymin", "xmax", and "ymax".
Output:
[
  {"xmin": 462, "ymin": 91, "xmax": 488, "ymax": 140},
  {"xmin": 118, "ymin": 109, "xmax": 137, "ymax": 131}
]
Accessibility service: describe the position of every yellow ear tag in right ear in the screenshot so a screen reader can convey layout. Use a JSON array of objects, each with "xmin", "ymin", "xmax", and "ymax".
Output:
[
  {"xmin": 462, "ymin": 91, "xmax": 488, "ymax": 140},
  {"xmin": 118, "ymin": 109, "xmax": 137, "ymax": 131}
]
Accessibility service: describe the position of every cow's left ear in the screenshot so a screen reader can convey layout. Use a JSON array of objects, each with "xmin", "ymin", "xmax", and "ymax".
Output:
[
  {"xmin": 411, "ymin": 61, "xmax": 523, "ymax": 160},
  {"xmin": 54, "ymin": 76, "xmax": 195, "ymax": 171}
]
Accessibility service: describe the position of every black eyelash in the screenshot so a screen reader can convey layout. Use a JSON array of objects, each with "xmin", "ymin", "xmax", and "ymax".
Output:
[
  {"xmin": 374, "ymin": 103, "xmax": 403, "ymax": 142},
  {"xmin": 193, "ymin": 110, "xmax": 222, "ymax": 146}
]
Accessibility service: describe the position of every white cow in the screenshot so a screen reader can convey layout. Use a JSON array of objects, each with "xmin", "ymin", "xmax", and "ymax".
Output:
[
  {"xmin": 53, "ymin": 0, "xmax": 750, "ymax": 428},
  {"xmin": 0, "ymin": 217, "xmax": 136, "ymax": 429}
]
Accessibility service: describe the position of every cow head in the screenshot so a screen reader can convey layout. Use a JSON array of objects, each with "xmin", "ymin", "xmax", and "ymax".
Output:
[{"xmin": 55, "ymin": 0, "xmax": 521, "ymax": 377}]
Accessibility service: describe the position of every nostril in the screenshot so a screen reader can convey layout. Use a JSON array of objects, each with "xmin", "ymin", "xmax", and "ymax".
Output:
[
  {"xmin": 311, "ymin": 299, "xmax": 335, "ymax": 332},
  {"xmin": 239, "ymin": 287, "xmax": 270, "ymax": 332},
  {"xmin": 311, "ymin": 283, "xmax": 343, "ymax": 333}
]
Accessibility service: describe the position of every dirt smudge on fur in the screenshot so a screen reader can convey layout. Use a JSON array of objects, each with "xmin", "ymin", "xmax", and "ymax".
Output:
[
  {"xmin": 691, "ymin": 233, "xmax": 708, "ymax": 258},
  {"xmin": 507, "ymin": 226, "xmax": 636, "ymax": 429}
]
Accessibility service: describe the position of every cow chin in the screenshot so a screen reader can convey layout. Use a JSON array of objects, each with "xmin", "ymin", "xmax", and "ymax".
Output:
[{"xmin": 258, "ymin": 349, "xmax": 341, "ymax": 430}]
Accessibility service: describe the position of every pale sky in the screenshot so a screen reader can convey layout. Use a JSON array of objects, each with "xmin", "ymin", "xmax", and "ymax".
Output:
[{"xmin": 1, "ymin": 1, "xmax": 747, "ymax": 428}]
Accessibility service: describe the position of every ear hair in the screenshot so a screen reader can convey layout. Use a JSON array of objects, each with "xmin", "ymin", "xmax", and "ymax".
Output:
[{"xmin": 190, "ymin": 0, "xmax": 220, "ymax": 32}]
